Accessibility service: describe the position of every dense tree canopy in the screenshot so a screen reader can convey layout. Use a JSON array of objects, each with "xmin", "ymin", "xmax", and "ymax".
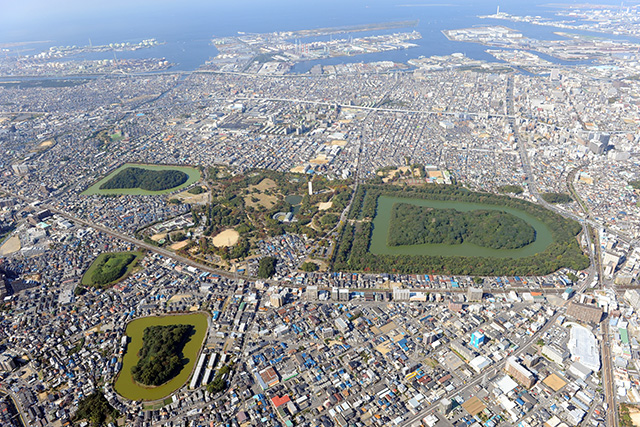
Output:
[
  {"xmin": 541, "ymin": 192, "xmax": 573, "ymax": 204},
  {"xmin": 387, "ymin": 203, "xmax": 535, "ymax": 249},
  {"xmin": 131, "ymin": 324, "xmax": 194, "ymax": 386},
  {"xmin": 74, "ymin": 391, "xmax": 119, "ymax": 427},
  {"xmin": 332, "ymin": 184, "xmax": 589, "ymax": 276},
  {"xmin": 206, "ymin": 364, "xmax": 232, "ymax": 394},
  {"xmin": 100, "ymin": 167, "xmax": 188, "ymax": 191},
  {"xmin": 185, "ymin": 169, "xmax": 353, "ymax": 266},
  {"xmin": 258, "ymin": 256, "xmax": 277, "ymax": 278},
  {"xmin": 301, "ymin": 261, "xmax": 319, "ymax": 272},
  {"xmin": 187, "ymin": 186, "xmax": 206, "ymax": 194},
  {"xmin": 85, "ymin": 253, "xmax": 136, "ymax": 287},
  {"xmin": 497, "ymin": 185, "xmax": 524, "ymax": 195}
]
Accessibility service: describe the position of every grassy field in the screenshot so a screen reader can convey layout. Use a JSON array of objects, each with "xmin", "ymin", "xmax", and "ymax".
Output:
[
  {"xmin": 244, "ymin": 178, "xmax": 278, "ymax": 209},
  {"xmin": 81, "ymin": 251, "xmax": 144, "ymax": 287},
  {"xmin": 174, "ymin": 187, "xmax": 210, "ymax": 205},
  {"xmin": 114, "ymin": 313, "xmax": 209, "ymax": 401},
  {"xmin": 82, "ymin": 163, "xmax": 201, "ymax": 196}
]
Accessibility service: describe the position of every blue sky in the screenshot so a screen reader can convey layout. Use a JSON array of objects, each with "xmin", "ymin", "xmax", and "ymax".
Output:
[
  {"xmin": 0, "ymin": 0, "xmax": 385, "ymax": 43},
  {"xmin": 3, "ymin": 0, "xmax": 624, "ymax": 45}
]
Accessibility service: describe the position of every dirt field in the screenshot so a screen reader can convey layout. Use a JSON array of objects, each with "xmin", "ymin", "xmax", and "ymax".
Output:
[
  {"xmin": 39, "ymin": 139, "xmax": 55, "ymax": 148},
  {"xmin": 380, "ymin": 166, "xmax": 411, "ymax": 183},
  {"xmin": 629, "ymin": 406, "xmax": 640, "ymax": 426},
  {"xmin": 318, "ymin": 201, "xmax": 333, "ymax": 211},
  {"xmin": 327, "ymin": 139, "xmax": 347, "ymax": 146},
  {"xmin": 0, "ymin": 235, "xmax": 21, "ymax": 256},
  {"xmin": 309, "ymin": 221, "xmax": 321, "ymax": 231},
  {"xmin": 212, "ymin": 229, "xmax": 240, "ymax": 247},
  {"xmin": 168, "ymin": 293, "xmax": 192, "ymax": 303},
  {"xmin": 151, "ymin": 233, "xmax": 167, "ymax": 242},
  {"xmin": 310, "ymin": 155, "xmax": 330, "ymax": 165},
  {"xmin": 24, "ymin": 273, "xmax": 41, "ymax": 282},
  {"xmin": 170, "ymin": 240, "xmax": 190, "ymax": 250}
]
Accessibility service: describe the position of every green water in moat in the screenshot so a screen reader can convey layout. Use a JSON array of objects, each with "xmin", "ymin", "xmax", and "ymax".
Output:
[
  {"xmin": 114, "ymin": 313, "xmax": 208, "ymax": 401},
  {"xmin": 83, "ymin": 163, "xmax": 201, "ymax": 196},
  {"xmin": 369, "ymin": 196, "xmax": 554, "ymax": 259}
]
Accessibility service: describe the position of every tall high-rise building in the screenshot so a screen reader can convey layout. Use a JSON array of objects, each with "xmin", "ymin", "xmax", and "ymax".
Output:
[
  {"xmin": 270, "ymin": 293, "xmax": 283, "ymax": 308},
  {"xmin": 470, "ymin": 330, "xmax": 486, "ymax": 348},
  {"xmin": 440, "ymin": 397, "xmax": 453, "ymax": 414},
  {"xmin": 393, "ymin": 287, "xmax": 410, "ymax": 301},
  {"xmin": 468, "ymin": 287, "xmax": 483, "ymax": 301}
]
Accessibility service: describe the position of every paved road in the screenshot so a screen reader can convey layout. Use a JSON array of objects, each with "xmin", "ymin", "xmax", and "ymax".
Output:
[
  {"xmin": 602, "ymin": 321, "xmax": 617, "ymax": 426},
  {"xmin": 0, "ymin": 387, "xmax": 27, "ymax": 427},
  {"xmin": 565, "ymin": 163, "xmax": 616, "ymax": 425},
  {"xmin": 403, "ymin": 310, "xmax": 564, "ymax": 426},
  {"xmin": 505, "ymin": 77, "xmax": 616, "ymax": 427},
  {"xmin": 0, "ymin": 186, "xmax": 259, "ymax": 282}
]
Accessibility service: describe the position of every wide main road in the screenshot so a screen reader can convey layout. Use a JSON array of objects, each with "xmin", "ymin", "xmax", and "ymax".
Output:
[
  {"xmin": 602, "ymin": 320, "xmax": 617, "ymax": 426},
  {"xmin": 0, "ymin": 387, "xmax": 27, "ymax": 427},
  {"xmin": 402, "ymin": 310, "xmax": 564, "ymax": 426},
  {"xmin": 0, "ymin": 187, "xmax": 256, "ymax": 282}
]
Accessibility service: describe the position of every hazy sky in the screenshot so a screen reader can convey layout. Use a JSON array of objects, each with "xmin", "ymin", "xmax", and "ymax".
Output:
[
  {"xmin": 1, "ymin": 0, "xmax": 296, "ymax": 42},
  {"xmin": 3, "ymin": 0, "xmax": 626, "ymax": 45}
]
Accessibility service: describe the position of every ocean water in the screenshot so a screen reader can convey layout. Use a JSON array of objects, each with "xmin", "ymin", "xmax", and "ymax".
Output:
[{"xmin": 1, "ymin": 0, "xmax": 633, "ymax": 71}]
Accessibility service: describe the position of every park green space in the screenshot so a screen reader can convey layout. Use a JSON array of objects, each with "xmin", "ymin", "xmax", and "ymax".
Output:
[
  {"xmin": 81, "ymin": 251, "xmax": 144, "ymax": 288},
  {"xmin": 170, "ymin": 167, "xmax": 352, "ymax": 269},
  {"xmin": 541, "ymin": 192, "xmax": 573, "ymax": 204},
  {"xmin": 285, "ymin": 194, "xmax": 303, "ymax": 214},
  {"xmin": 82, "ymin": 163, "xmax": 201, "ymax": 196},
  {"xmin": 334, "ymin": 184, "xmax": 588, "ymax": 275},
  {"xmin": 114, "ymin": 313, "xmax": 209, "ymax": 401},
  {"xmin": 371, "ymin": 196, "xmax": 552, "ymax": 258}
]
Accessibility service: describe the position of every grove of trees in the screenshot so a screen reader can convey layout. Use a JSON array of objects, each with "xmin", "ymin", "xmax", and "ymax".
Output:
[
  {"xmin": 332, "ymin": 184, "xmax": 589, "ymax": 276},
  {"xmin": 387, "ymin": 203, "xmax": 535, "ymax": 249},
  {"xmin": 85, "ymin": 252, "xmax": 137, "ymax": 287},
  {"xmin": 73, "ymin": 391, "xmax": 119, "ymax": 427},
  {"xmin": 497, "ymin": 185, "xmax": 524, "ymax": 195},
  {"xmin": 541, "ymin": 192, "xmax": 574, "ymax": 204},
  {"xmin": 206, "ymin": 364, "xmax": 232, "ymax": 394},
  {"xmin": 131, "ymin": 324, "xmax": 193, "ymax": 386},
  {"xmin": 100, "ymin": 167, "xmax": 188, "ymax": 191},
  {"xmin": 188, "ymin": 168, "xmax": 353, "ymax": 262},
  {"xmin": 300, "ymin": 261, "xmax": 319, "ymax": 272},
  {"xmin": 258, "ymin": 256, "xmax": 277, "ymax": 278}
]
